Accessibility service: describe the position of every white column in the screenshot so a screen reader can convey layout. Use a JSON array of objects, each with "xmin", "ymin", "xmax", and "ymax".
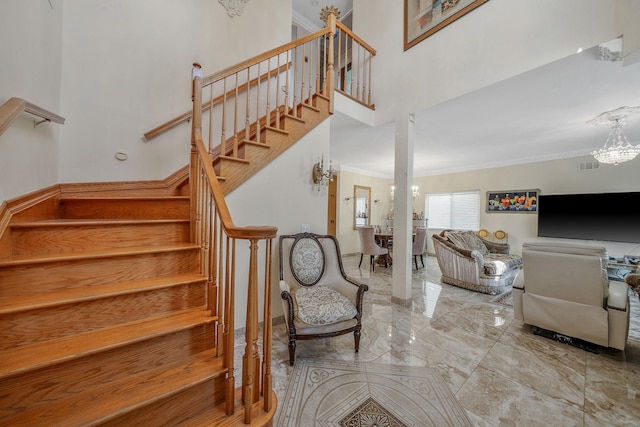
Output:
[{"xmin": 392, "ymin": 112, "xmax": 414, "ymax": 306}]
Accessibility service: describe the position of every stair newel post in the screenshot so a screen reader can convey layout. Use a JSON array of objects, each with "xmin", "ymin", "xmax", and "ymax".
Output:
[
  {"xmin": 262, "ymin": 238, "xmax": 274, "ymax": 412},
  {"xmin": 327, "ymin": 12, "xmax": 336, "ymax": 114},
  {"xmin": 243, "ymin": 238, "xmax": 260, "ymax": 423},
  {"xmin": 190, "ymin": 63, "xmax": 203, "ymax": 244}
]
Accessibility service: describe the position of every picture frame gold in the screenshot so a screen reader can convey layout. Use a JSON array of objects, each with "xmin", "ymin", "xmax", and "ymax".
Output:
[{"xmin": 404, "ymin": 0, "xmax": 490, "ymax": 51}]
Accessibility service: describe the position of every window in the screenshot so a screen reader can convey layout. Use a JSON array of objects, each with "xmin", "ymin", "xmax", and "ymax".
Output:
[{"xmin": 426, "ymin": 190, "xmax": 480, "ymax": 230}]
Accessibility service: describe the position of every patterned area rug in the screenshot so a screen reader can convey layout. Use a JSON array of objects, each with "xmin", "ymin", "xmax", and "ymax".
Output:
[
  {"xmin": 275, "ymin": 358, "xmax": 472, "ymax": 426},
  {"xmin": 490, "ymin": 289, "xmax": 513, "ymax": 306}
]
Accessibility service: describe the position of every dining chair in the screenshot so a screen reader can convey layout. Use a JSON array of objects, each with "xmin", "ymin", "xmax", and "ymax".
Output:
[
  {"xmin": 412, "ymin": 227, "xmax": 428, "ymax": 269},
  {"xmin": 357, "ymin": 226, "xmax": 388, "ymax": 270}
]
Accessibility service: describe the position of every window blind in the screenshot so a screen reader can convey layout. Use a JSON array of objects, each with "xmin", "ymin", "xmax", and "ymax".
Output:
[{"xmin": 426, "ymin": 190, "xmax": 480, "ymax": 230}]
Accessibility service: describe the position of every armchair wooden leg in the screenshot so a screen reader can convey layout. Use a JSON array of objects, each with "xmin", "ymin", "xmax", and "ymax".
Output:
[
  {"xmin": 354, "ymin": 329, "xmax": 361, "ymax": 352},
  {"xmin": 420, "ymin": 254, "xmax": 424, "ymax": 268},
  {"xmin": 414, "ymin": 256, "xmax": 418, "ymax": 270},
  {"xmin": 370, "ymin": 255, "xmax": 375, "ymax": 271},
  {"xmin": 359, "ymin": 253, "xmax": 363, "ymax": 267},
  {"xmin": 288, "ymin": 339, "xmax": 296, "ymax": 366}
]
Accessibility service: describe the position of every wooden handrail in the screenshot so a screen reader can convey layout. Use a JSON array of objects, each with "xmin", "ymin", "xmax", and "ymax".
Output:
[
  {"xmin": 185, "ymin": 13, "xmax": 374, "ymax": 423},
  {"xmin": 145, "ymin": 28, "xmax": 331, "ymax": 141},
  {"xmin": 144, "ymin": 63, "xmax": 291, "ymax": 140},
  {"xmin": 335, "ymin": 21, "xmax": 377, "ymax": 56},
  {"xmin": 0, "ymin": 97, "xmax": 65, "ymax": 137},
  {"xmin": 146, "ymin": 21, "xmax": 377, "ymax": 141},
  {"xmin": 201, "ymin": 27, "xmax": 331, "ymax": 87}
]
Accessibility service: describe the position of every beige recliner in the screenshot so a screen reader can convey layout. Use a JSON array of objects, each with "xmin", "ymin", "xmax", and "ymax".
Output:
[{"xmin": 513, "ymin": 242, "xmax": 630, "ymax": 350}]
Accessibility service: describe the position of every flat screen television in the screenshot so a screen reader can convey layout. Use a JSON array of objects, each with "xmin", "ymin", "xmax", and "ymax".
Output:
[{"xmin": 537, "ymin": 191, "xmax": 640, "ymax": 243}]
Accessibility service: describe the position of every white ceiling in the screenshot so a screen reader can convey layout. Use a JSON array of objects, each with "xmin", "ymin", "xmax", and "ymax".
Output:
[
  {"xmin": 293, "ymin": 2, "xmax": 640, "ymax": 178},
  {"xmin": 292, "ymin": 0, "xmax": 353, "ymax": 31}
]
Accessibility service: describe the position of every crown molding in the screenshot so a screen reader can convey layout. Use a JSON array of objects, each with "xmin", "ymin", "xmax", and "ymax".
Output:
[{"xmin": 292, "ymin": 9, "xmax": 320, "ymax": 33}]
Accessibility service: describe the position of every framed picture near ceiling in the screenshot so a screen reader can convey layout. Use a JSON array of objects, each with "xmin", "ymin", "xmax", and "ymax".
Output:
[
  {"xmin": 486, "ymin": 190, "xmax": 538, "ymax": 213},
  {"xmin": 404, "ymin": 0, "xmax": 490, "ymax": 51}
]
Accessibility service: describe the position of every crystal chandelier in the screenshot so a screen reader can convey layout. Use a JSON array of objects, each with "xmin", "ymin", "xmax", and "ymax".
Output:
[{"xmin": 588, "ymin": 106, "xmax": 640, "ymax": 165}]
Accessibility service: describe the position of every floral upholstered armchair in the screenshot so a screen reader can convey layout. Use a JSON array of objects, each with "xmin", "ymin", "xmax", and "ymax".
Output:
[
  {"xmin": 432, "ymin": 229, "xmax": 522, "ymax": 295},
  {"xmin": 279, "ymin": 232, "xmax": 368, "ymax": 365}
]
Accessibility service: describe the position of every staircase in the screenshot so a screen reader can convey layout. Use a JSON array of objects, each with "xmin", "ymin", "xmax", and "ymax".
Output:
[
  {"xmin": 0, "ymin": 82, "xmax": 331, "ymax": 426},
  {"xmin": 0, "ymin": 11, "xmax": 374, "ymax": 425}
]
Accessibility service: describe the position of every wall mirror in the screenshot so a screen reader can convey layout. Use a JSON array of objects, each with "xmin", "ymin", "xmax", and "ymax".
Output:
[{"xmin": 353, "ymin": 185, "xmax": 371, "ymax": 229}]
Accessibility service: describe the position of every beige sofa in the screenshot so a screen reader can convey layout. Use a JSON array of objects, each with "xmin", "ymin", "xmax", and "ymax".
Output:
[
  {"xmin": 432, "ymin": 230, "xmax": 522, "ymax": 295},
  {"xmin": 513, "ymin": 242, "xmax": 630, "ymax": 350}
]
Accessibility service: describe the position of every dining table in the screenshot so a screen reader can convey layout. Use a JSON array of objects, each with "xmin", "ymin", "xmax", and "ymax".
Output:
[{"xmin": 374, "ymin": 231, "xmax": 415, "ymax": 267}]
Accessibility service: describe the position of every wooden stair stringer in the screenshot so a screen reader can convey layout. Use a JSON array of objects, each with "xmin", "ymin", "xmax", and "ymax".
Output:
[{"xmin": 219, "ymin": 98, "xmax": 331, "ymax": 195}]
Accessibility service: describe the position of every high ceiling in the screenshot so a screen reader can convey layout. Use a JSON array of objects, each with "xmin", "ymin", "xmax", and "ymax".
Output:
[
  {"xmin": 292, "ymin": 0, "xmax": 353, "ymax": 31},
  {"xmin": 293, "ymin": 2, "xmax": 640, "ymax": 178}
]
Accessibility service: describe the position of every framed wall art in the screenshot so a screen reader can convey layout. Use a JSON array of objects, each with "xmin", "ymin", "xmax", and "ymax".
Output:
[
  {"xmin": 486, "ymin": 190, "xmax": 538, "ymax": 213},
  {"xmin": 404, "ymin": 0, "xmax": 490, "ymax": 51}
]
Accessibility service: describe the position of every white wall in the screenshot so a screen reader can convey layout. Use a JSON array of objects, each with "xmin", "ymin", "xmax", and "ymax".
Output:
[
  {"xmin": 227, "ymin": 120, "xmax": 330, "ymax": 327},
  {"xmin": 0, "ymin": 1, "xmax": 63, "ymax": 202},
  {"xmin": 413, "ymin": 154, "xmax": 640, "ymax": 256},
  {"xmin": 343, "ymin": 154, "xmax": 640, "ymax": 260},
  {"xmin": 353, "ymin": 0, "xmax": 625, "ymax": 127},
  {"xmin": 58, "ymin": 0, "xmax": 291, "ymax": 184}
]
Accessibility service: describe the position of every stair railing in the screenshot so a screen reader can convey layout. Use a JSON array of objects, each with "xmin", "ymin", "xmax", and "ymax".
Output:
[
  {"xmin": 334, "ymin": 21, "xmax": 377, "ymax": 108},
  {"xmin": 191, "ymin": 63, "xmax": 278, "ymax": 422},
  {"xmin": 147, "ymin": 11, "xmax": 376, "ymax": 146},
  {"xmin": 188, "ymin": 12, "xmax": 375, "ymax": 423},
  {"xmin": 0, "ymin": 97, "xmax": 65, "ymax": 137}
]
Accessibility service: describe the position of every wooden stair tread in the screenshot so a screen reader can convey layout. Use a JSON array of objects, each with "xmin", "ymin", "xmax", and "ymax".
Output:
[
  {"xmin": 4, "ymin": 349, "xmax": 225, "ymax": 426},
  {"xmin": 219, "ymin": 155, "xmax": 250, "ymax": 164},
  {"xmin": 264, "ymin": 125, "xmax": 288, "ymax": 135},
  {"xmin": 0, "ymin": 272, "xmax": 206, "ymax": 314},
  {"xmin": 0, "ymin": 308, "xmax": 215, "ymax": 379},
  {"xmin": 0, "ymin": 243, "xmax": 199, "ymax": 266},
  {"xmin": 59, "ymin": 195, "xmax": 190, "ymax": 201},
  {"xmin": 242, "ymin": 140, "xmax": 271, "ymax": 149},
  {"xmin": 10, "ymin": 218, "xmax": 189, "ymax": 228}
]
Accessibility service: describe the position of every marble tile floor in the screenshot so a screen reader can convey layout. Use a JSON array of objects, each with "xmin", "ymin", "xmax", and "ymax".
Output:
[{"xmin": 237, "ymin": 255, "xmax": 640, "ymax": 426}]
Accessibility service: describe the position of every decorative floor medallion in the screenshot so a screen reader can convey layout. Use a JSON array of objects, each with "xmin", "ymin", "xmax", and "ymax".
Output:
[
  {"xmin": 339, "ymin": 397, "xmax": 407, "ymax": 427},
  {"xmin": 275, "ymin": 358, "xmax": 472, "ymax": 426}
]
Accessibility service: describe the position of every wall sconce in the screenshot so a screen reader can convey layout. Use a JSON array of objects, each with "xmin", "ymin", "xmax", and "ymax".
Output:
[
  {"xmin": 312, "ymin": 155, "xmax": 336, "ymax": 188},
  {"xmin": 412, "ymin": 185, "xmax": 420, "ymax": 199}
]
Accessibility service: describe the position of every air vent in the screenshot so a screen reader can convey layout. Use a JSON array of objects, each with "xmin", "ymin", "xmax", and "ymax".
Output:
[{"xmin": 578, "ymin": 160, "xmax": 600, "ymax": 171}]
